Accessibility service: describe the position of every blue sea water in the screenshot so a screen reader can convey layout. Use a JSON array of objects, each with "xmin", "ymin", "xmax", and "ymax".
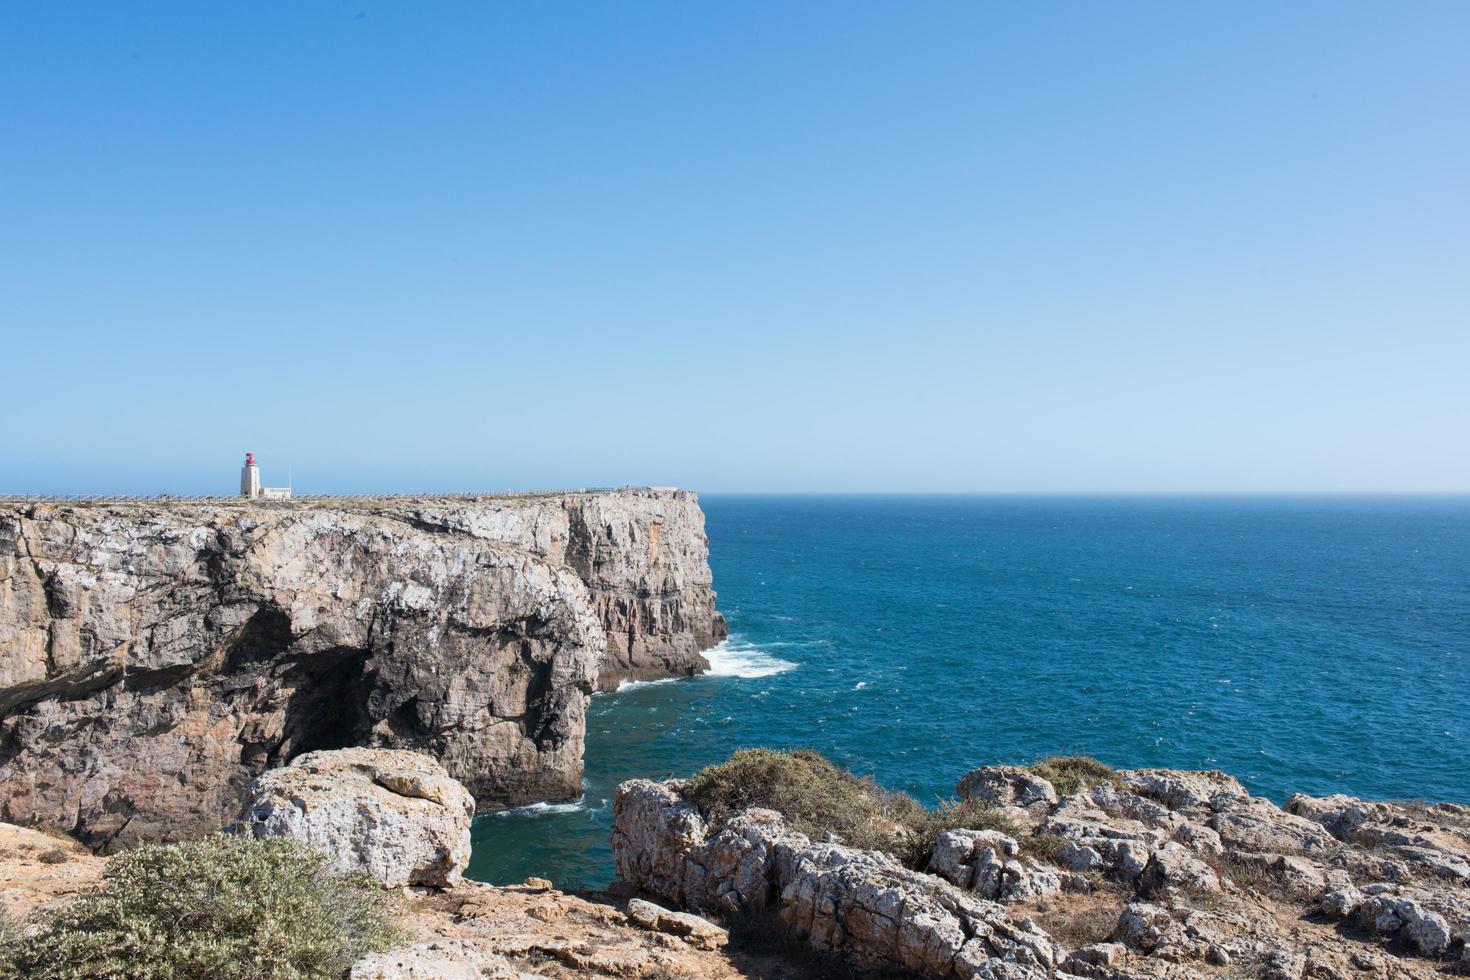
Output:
[{"xmin": 467, "ymin": 495, "xmax": 1470, "ymax": 890}]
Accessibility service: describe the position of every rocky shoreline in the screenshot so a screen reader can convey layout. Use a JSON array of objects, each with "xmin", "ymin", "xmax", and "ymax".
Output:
[
  {"xmin": 611, "ymin": 761, "xmax": 1470, "ymax": 977},
  {"xmin": 3, "ymin": 747, "xmax": 1467, "ymax": 978}
]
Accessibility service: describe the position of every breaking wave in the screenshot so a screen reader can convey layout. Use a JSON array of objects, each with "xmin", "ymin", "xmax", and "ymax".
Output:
[
  {"xmin": 614, "ymin": 677, "xmax": 678, "ymax": 692},
  {"xmin": 490, "ymin": 797, "xmax": 587, "ymax": 817},
  {"xmin": 703, "ymin": 639, "xmax": 797, "ymax": 679}
]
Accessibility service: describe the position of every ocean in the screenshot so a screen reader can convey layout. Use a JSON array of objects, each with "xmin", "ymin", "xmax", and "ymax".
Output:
[{"xmin": 466, "ymin": 494, "xmax": 1470, "ymax": 890}]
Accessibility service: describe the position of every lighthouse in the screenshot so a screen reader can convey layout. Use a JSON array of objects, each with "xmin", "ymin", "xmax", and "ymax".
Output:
[
  {"xmin": 240, "ymin": 452, "xmax": 261, "ymax": 498},
  {"xmin": 239, "ymin": 452, "xmax": 291, "ymax": 499}
]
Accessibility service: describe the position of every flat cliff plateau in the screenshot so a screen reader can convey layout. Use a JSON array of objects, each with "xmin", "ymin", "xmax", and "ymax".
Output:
[{"xmin": 0, "ymin": 489, "xmax": 725, "ymax": 851}]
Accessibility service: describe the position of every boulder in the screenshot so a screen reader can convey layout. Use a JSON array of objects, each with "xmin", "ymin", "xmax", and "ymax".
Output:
[
  {"xmin": 928, "ymin": 828, "xmax": 1018, "ymax": 892},
  {"xmin": 1285, "ymin": 793, "xmax": 1387, "ymax": 840},
  {"xmin": 1064, "ymin": 943, "xmax": 1126, "ymax": 968},
  {"xmin": 625, "ymin": 898, "xmax": 728, "ymax": 949},
  {"xmin": 236, "ymin": 747, "xmax": 474, "ymax": 887},
  {"xmin": 956, "ymin": 766, "xmax": 1058, "ymax": 809},
  {"xmin": 1207, "ymin": 800, "xmax": 1338, "ymax": 855},
  {"xmin": 1356, "ymin": 895, "xmax": 1454, "ymax": 956},
  {"xmin": 1137, "ymin": 843, "xmax": 1220, "ymax": 897},
  {"xmin": 1125, "ymin": 769, "xmax": 1248, "ymax": 817}
]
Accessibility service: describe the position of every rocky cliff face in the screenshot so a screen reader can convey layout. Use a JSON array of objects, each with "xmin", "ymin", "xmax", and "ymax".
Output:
[
  {"xmin": 0, "ymin": 489, "xmax": 724, "ymax": 850},
  {"xmin": 381, "ymin": 491, "xmax": 726, "ymax": 689}
]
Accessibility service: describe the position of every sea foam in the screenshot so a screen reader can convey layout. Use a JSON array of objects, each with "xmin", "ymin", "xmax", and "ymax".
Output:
[
  {"xmin": 703, "ymin": 639, "xmax": 797, "ymax": 679},
  {"xmin": 614, "ymin": 677, "xmax": 679, "ymax": 692},
  {"xmin": 491, "ymin": 797, "xmax": 589, "ymax": 817}
]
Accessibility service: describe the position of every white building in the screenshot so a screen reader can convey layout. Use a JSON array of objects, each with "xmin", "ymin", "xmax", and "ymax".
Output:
[{"xmin": 239, "ymin": 452, "xmax": 291, "ymax": 499}]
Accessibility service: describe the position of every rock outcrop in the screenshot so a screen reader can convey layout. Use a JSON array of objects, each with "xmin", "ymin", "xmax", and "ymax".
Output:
[
  {"xmin": 612, "ymin": 780, "xmax": 1063, "ymax": 977},
  {"xmin": 612, "ymin": 765, "xmax": 1470, "ymax": 978},
  {"xmin": 384, "ymin": 491, "xmax": 726, "ymax": 690},
  {"xmin": 0, "ymin": 489, "xmax": 723, "ymax": 850},
  {"xmin": 235, "ymin": 747, "xmax": 474, "ymax": 888}
]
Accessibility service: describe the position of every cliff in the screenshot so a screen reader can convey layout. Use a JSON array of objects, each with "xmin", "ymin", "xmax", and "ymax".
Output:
[{"xmin": 0, "ymin": 489, "xmax": 724, "ymax": 850}]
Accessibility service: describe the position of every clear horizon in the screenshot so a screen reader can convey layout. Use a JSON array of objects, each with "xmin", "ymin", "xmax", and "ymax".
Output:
[{"xmin": 5, "ymin": 3, "xmax": 1468, "ymax": 494}]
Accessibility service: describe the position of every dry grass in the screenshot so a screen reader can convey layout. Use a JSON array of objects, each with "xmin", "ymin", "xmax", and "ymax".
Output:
[
  {"xmin": 686, "ymin": 749, "xmax": 930, "ymax": 864},
  {"xmin": 1023, "ymin": 885, "xmax": 1128, "ymax": 949},
  {"xmin": 1208, "ymin": 851, "xmax": 1323, "ymax": 903},
  {"xmin": 1030, "ymin": 756, "xmax": 1125, "ymax": 795}
]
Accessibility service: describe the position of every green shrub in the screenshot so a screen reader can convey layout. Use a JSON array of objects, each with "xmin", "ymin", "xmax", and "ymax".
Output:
[
  {"xmin": 685, "ymin": 748, "xmax": 929, "ymax": 861},
  {"xmin": 1030, "ymin": 755, "xmax": 1124, "ymax": 795},
  {"xmin": 685, "ymin": 749, "xmax": 1081, "ymax": 871},
  {"xmin": 0, "ymin": 906, "xmax": 20, "ymax": 945},
  {"xmin": 0, "ymin": 834, "xmax": 401, "ymax": 980}
]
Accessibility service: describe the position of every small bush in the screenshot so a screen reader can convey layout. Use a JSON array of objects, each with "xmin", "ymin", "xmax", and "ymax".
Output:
[
  {"xmin": 0, "ymin": 906, "xmax": 20, "ymax": 945},
  {"xmin": 37, "ymin": 848, "xmax": 71, "ymax": 865},
  {"xmin": 1030, "ymin": 756, "xmax": 1124, "ymax": 795},
  {"xmin": 0, "ymin": 834, "xmax": 401, "ymax": 980},
  {"xmin": 686, "ymin": 749, "xmax": 929, "ymax": 861},
  {"xmin": 1024, "ymin": 832, "xmax": 1069, "ymax": 862},
  {"xmin": 686, "ymin": 750, "xmax": 1083, "ymax": 872}
]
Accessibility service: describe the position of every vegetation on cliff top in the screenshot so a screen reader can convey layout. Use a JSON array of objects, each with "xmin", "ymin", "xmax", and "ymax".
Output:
[
  {"xmin": 0, "ymin": 834, "xmax": 400, "ymax": 980},
  {"xmin": 684, "ymin": 748, "xmax": 1109, "ymax": 869},
  {"xmin": 1030, "ymin": 755, "xmax": 1125, "ymax": 795},
  {"xmin": 685, "ymin": 748, "xmax": 931, "ymax": 861}
]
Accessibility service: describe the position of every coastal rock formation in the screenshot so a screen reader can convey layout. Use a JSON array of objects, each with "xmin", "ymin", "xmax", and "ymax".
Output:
[
  {"xmin": 379, "ymin": 491, "xmax": 726, "ymax": 689},
  {"xmin": 612, "ymin": 780, "xmax": 1063, "ymax": 977},
  {"xmin": 612, "ymin": 766, "xmax": 1470, "ymax": 978},
  {"xmin": 235, "ymin": 747, "xmax": 474, "ymax": 888},
  {"xmin": 0, "ymin": 489, "xmax": 723, "ymax": 850}
]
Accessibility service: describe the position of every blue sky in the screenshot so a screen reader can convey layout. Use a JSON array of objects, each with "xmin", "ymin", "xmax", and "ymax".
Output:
[{"xmin": 3, "ymin": 3, "xmax": 1467, "ymax": 493}]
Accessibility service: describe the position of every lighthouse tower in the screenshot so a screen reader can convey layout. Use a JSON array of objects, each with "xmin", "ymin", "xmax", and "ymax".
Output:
[{"xmin": 240, "ymin": 452, "xmax": 262, "ymax": 498}]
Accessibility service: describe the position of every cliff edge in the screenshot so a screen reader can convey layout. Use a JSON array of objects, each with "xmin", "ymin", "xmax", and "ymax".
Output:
[{"xmin": 0, "ymin": 488, "xmax": 725, "ymax": 851}]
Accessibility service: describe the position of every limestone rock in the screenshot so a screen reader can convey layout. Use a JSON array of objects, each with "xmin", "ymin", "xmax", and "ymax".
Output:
[
  {"xmin": 348, "ymin": 941, "xmax": 527, "ymax": 979},
  {"xmin": 1114, "ymin": 902, "xmax": 1180, "ymax": 953},
  {"xmin": 626, "ymin": 898, "xmax": 729, "ymax": 949},
  {"xmin": 613, "ymin": 779, "xmax": 1061, "ymax": 977},
  {"xmin": 0, "ymin": 490, "xmax": 723, "ymax": 849},
  {"xmin": 1320, "ymin": 885, "xmax": 1363, "ymax": 917},
  {"xmin": 928, "ymin": 828, "xmax": 1018, "ymax": 892},
  {"xmin": 1137, "ymin": 842, "xmax": 1220, "ymax": 897},
  {"xmin": 1207, "ymin": 799, "xmax": 1337, "ymax": 855},
  {"xmin": 956, "ymin": 766, "xmax": 1058, "ymax": 809},
  {"xmin": 1064, "ymin": 942, "xmax": 1126, "ymax": 968},
  {"xmin": 236, "ymin": 747, "xmax": 474, "ymax": 888},
  {"xmin": 613, "ymin": 764, "xmax": 1470, "ymax": 978}
]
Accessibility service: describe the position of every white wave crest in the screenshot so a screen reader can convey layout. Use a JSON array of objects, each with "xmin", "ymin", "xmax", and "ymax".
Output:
[
  {"xmin": 703, "ymin": 639, "xmax": 797, "ymax": 679},
  {"xmin": 491, "ymin": 797, "xmax": 586, "ymax": 817},
  {"xmin": 615, "ymin": 677, "xmax": 678, "ymax": 692}
]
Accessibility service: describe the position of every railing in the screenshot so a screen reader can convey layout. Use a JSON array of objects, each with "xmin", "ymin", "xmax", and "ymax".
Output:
[{"xmin": 0, "ymin": 488, "xmax": 634, "ymax": 505}]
